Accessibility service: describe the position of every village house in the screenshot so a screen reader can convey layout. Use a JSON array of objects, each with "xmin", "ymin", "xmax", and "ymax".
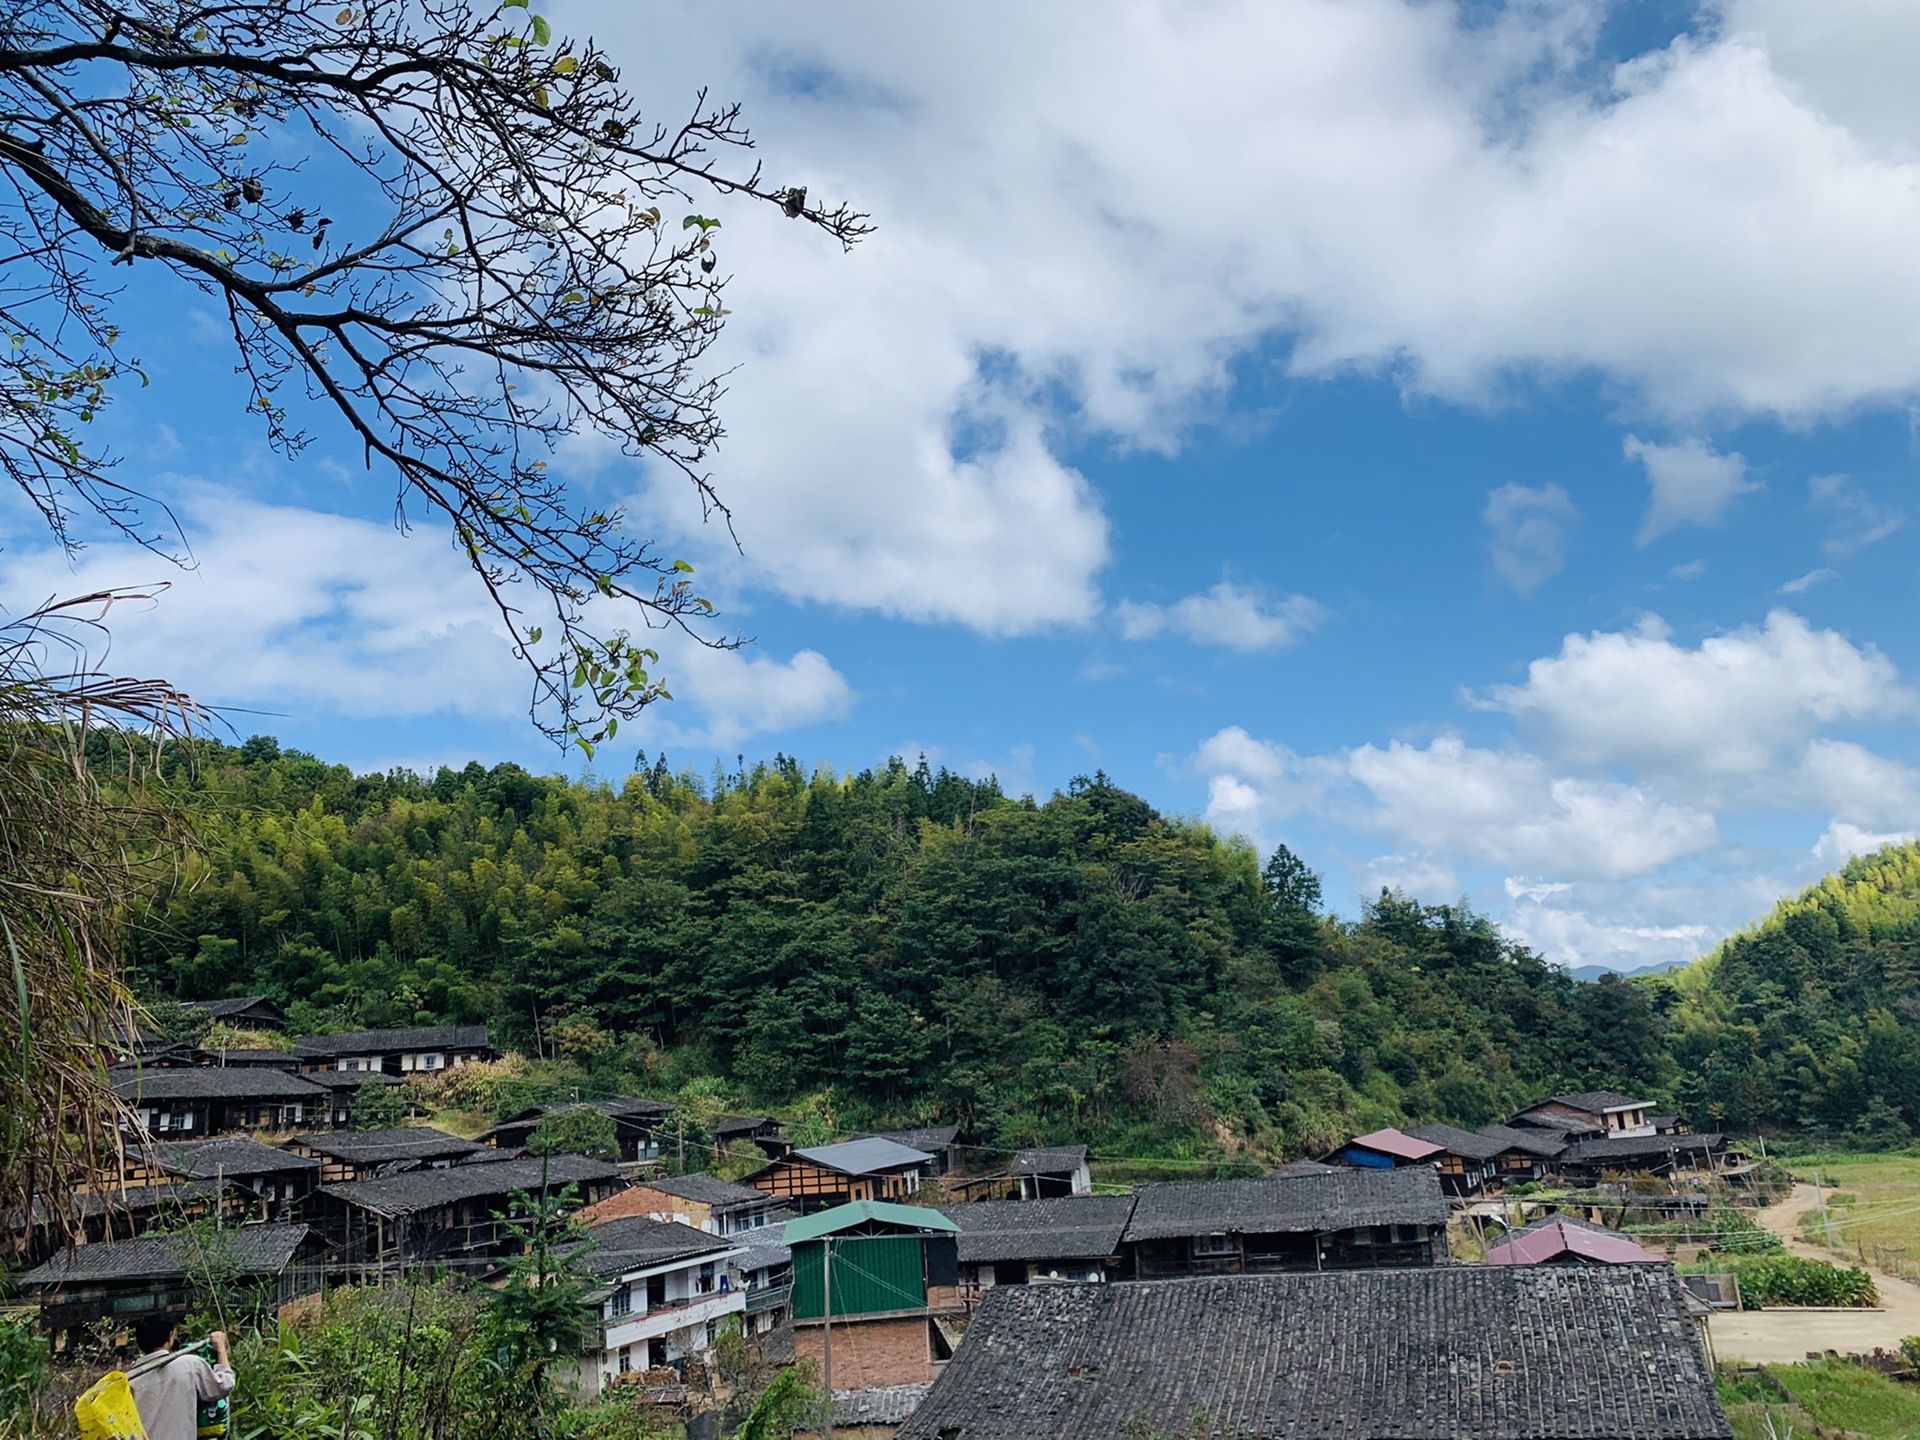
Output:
[
  {"xmin": 1329, "ymin": 1127, "xmax": 1447, "ymax": 1170},
  {"xmin": 1117, "ymin": 1166, "xmax": 1450, "ymax": 1278},
  {"xmin": 193, "ymin": 1047, "xmax": 301, "ymax": 1071},
  {"xmin": 182, "ymin": 996, "xmax": 286, "ymax": 1031},
  {"xmin": 111, "ymin": 1065, "xmax": 331, "ymax": 1137},
  {"xmin": 1471, "ymin": 1122, "xmax": 1569, "ymax": 1184},
  {"xmin": 294, "ymin": 1023, "xmax": 494, "ymax": 1076},
  {"xmin": 714, "ymin": 1115, "xmax": 790, "ymax": 1158},
  {"xmin": 1402, "ymin": 1123, "xmax": 1504, "ymax": 1195},
  {"xmin": 12, "ymin": 1180, "xmax": 229, "ymax": 1266},
  {"xmin": 1557, "ymin": 1132, "xmax": 1729, "ymax": 1184},
  {"xmin": 302, "ymin": 1070, "xmax": 412, "ymax": 1127},
  {"xmin": 281, "ymin": 1125, "xmax": 495, "ymax": 1183},
  {"xmin": 731, "ymin": 1221, "xmax": 795, "ymax": 1336},
  {"xmin": 580, "ymin": 1172, "xmax": 786, "ymax": 1236},
  {"xmin": 940, "ymin": 1195, "xmax": 1136, "ymax": 1296},
  {"xmin": 568, "ymin": 1216, "xmax": 745, "ymax": 1390},
  {"xmin": 1008, "ymin": 1146, "xmax": 1092, "ymax": 1199},
  {"xmin": 896, "ymin": 1266, "xmax": 1730, "ymax": 1440},
  {"xmin": 1512, "ymin": 1091, "xmax": 1659, "ymax": 1138},
  {"xmin": 140, "ymin": 1138, "xmax": 320, "ymax": 1223},
  {"xmin": 1484, "ymin": 1215, "xmax": 1663, "ymax": 1267},
  {"xmin": 18, "ymin": 1224, "xmax": 314, "ymax": 1351},
  {"xmin": 303, "ymin": 1153, "xmax": 622, "ymax": 1267},
  {"xmin": 481, "ymin": 1097, "xmax": 677, "ymax": 1163},
  {"xmin": 745, "ymin": 1138, "xmax": 935, "ymax": 1213},
  {"xmin": 787, "ymin": 1201, "xmax": 964, "ymax": 1392}
]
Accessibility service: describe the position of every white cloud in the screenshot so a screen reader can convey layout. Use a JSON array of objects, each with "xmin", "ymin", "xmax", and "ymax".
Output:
[
  {"xmin": 1190, "ymin": 604, "xmax": 1920, "ymax": 967},
  {"xmin": 1483, "ymin": 483, "xmax": 1577, "ymax": 595},
  {"xmin": 566, "ymin": 2, "xmax": 1920, "ymax": 629},
  {"xmin": 1479, "ymin": 610, "xmax": 1909, "ymax": 782},
  {"xmin": 0, "ymin": 488, "xmax": 850, "ymax": 746},
  {"xmin": 1624, "ymin": 436, "xmax": 1758, "ymax": 543},
  {"xmin": 1779, "ymin": 567, "xmax": 1837, "ymax": 594},
  {"xmin": 1811, "ymin": 472, "xmax": 1905, "ymax": 557},
  {"xmin": 1116, "ymin": 582, "xmax": 1325, "ymax": 651}
]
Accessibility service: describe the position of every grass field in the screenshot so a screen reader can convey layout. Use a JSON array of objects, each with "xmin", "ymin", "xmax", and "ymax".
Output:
[
  {"xmin": 1789, "ymin": 1151, "xmax": 1920, "ymax": 1280},
  {"xmin": 1721, "ymin": 1360, "xmax": 1920, "ymax": 1440}
]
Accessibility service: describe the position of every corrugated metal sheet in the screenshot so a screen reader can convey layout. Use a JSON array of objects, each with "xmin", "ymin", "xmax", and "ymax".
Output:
[{"xmin": 792, "ymin": 1236, "xmax": 927, "ymax": 1318}]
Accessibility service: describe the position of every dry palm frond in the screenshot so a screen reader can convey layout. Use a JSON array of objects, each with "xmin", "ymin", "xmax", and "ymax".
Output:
[{"xmin": 0, "ymin": 593, "xmax": 201, "ymax": 1250}]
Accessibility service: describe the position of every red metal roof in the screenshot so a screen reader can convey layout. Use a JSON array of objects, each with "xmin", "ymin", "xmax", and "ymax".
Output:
[
  {"xmin": 1485, "ymin": 1219, "xmax": 1661, "ymax": 1267},
  {"xmin": 1346, "ymin": 1128, "xmax": 1446, "ymax": 1162}
]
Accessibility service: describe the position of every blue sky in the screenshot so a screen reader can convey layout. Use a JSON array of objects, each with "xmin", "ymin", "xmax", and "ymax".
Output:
[{"xmin": 6, "ymin": 0, "xmax": 1920, "ymax": 971}]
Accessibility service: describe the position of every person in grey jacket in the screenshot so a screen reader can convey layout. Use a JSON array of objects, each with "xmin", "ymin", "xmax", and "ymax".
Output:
[{"xmin": 125, "ymin": 1314, "xmax": 234, "ymax": 1440}]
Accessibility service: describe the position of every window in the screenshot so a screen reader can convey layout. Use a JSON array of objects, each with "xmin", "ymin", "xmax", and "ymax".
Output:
[
  {"xmin": 1191, "ymin": 1233, "xmax": 1236, "ymax": 1258},
  {"xmin": 618, "ymin": 1346, "xmax": 632, "ymax": 1374},
  {"xmin": 609, "ymin": 1284, "xmax": 631, "ymax": 1318},
  {"xmin": 704, "ymin": 1322, "xmax": 717, "ymax": 1348},
  {"xmin": 696, "ymin": 1263, "xmax": 716, "ymax": 1295}
]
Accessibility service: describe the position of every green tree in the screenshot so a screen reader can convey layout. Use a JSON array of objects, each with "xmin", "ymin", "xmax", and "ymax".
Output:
[
  {"xmin": 350, "ymin": 1080, "xmax": 409, "ymax": 1131},
  {"xmin": 531, "ymin": 1106, "xmax": 618, "ymax": 1162}
]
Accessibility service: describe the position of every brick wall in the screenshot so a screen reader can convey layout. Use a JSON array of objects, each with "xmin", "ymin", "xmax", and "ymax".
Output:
[{"xmin": 794, "ymin": 1315, "xmax": 933, "ymax": 1389}]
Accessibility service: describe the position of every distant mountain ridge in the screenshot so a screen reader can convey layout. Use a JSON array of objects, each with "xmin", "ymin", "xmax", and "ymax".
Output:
[{"xmin": 1568, "ymin": 959, "xmax": 1692, "ymax": 983}]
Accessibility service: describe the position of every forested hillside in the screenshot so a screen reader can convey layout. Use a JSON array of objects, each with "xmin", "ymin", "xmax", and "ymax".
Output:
[
  {"xmin": 129, "ymin": 736, "xmax": 1920, "ymax": 1156},
  {"xmin": 1665, "ymin": 844, "xmax": 1920, "ymax": 1143}
]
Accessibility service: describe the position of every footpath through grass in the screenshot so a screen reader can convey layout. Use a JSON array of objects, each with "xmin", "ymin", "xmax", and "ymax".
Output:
[
  {"xmin": 1720, "ymin": 1360, "xmax": 1920, "ymax": 1440},
  {"xmin": 1789, "ymin": 1151, "xmax": 1920, "ymax": 1281}
]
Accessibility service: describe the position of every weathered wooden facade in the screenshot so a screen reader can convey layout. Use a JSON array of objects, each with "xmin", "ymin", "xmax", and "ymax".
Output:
[{"xmin": 744, "ymin": 1139, "xmax": 933, "ymax": 1214}]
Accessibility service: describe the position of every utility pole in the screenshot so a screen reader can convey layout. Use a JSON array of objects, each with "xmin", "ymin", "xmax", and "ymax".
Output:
[
  {"xmin": 821, "ymin": 1237, "xmax": 835, "ymax": 1440},
  {"xmin": 1815, "ymin": 1169, "xmax": 1834, "ymax": 1249}
]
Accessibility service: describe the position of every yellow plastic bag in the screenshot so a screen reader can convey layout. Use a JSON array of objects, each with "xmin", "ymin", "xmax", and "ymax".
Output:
[{"xmin": 74, "ymin": 1369, "xmax": 147, "ymax": 1440}]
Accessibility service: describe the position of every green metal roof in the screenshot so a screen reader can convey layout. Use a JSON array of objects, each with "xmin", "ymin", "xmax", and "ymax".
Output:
[{"xmin": 784, "ymin": 1199, "xmax": 960, "ymax": 1243}]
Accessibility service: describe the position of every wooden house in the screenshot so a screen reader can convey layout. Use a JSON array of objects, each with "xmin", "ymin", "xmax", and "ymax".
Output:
[
  {"xmin": 1117, "ymin": 1167, "xmax": 1450, "ymax": 1278},
  {"xmin": 714, "ymin": 1115, "xmax": 790, "ymax": 1159},
  {"xmin": 1329, "ymin": 1127, "xmax": 1446, "ymax": 1171},
  {"xmin": 1008, "ymin": 1146, "xmax": 1092, "ymax": 1199},
  {"xmin": 1556, "ymin": 1132, "xmax": 1728, "ymax": 1184},
  {"xmin": 19, "ymin": 1224, "xmax": 314, "ymax": 1350},
  {"xmin": 111, "ymin": 1065, "xmax": 331, "ymax": 1137},
  {"xmin": 142, "ymin": 1138, "xmax": 320, "ymax": 1222},
  {"xmin": 744, "ymin": 1138, "xmax": 934, "ymax": 1213},
  {"xmin": 294, "ymin": 1024, "xmax": 493, "ymax": 1076},
  {"xmin": 182, "ymin": 996, "xmax": 286, "ymax": 1031},
  {"xmin": 1403, "ymin": 1123, "xmax": 1504, "ymax": 1196},
  {"xmin": 281, "ymin": 1126, "xmax": 493, "ymax": 1183},
  {"xmin": 939, "ymin": 1195, "xmax": 1135, "ymax": 1295},
  {"xmin": 1512, "ymin": 1091, "xmax": 1658, "ymax": 1139},
  {"xmin": 896, "ymin": 1267, "xmax": 1730, "ymax": 1440},
  {"xmin": 303, "ymin": 1153, "xmax": 622, "ymax": 1267}
]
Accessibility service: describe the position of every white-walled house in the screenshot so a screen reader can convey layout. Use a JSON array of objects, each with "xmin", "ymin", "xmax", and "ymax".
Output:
[
  {"xmin": 571, "ymin": 1217, "xmax": 746, "ymax": 1390},
  {"xmin": 293, "ymin": 1025, "xmax": 493, "ymax": 1076}
]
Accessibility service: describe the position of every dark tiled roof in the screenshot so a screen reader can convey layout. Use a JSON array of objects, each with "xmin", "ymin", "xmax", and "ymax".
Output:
[
  {"xmin": 183, "ymin": 996, "xmax": 282, "ymax": 1022},
  {"xmin": 571, "ymin": 1216, "xmax": 732, "ymax": 1277},
  {"xmin": 715, "ymin": 1115, "xmax": 780, "ymax": 1137},
  {"xmin": 294, "ymin": 1025, "xmax": 490, "ymax": 1056},
  {"xmin": 304, "ymin": 1071, "xmax": 404, "ymax": 1091},
  {"xmin": 1405, "ymin": 1122, "xmax": 1508, "ymax": 1162},
  {"xmin": 290, "ymin": 1127, "xmax": 487, "ymax": 1165},
  {"xmin": 898, "ymin": 1268, "xmax": 1730, "ymax": 1440},
  {"xmin": 1525, "ymin": 1091, "xmax": 1649, "ymax": 1116},
  {"xmin": 112, "ymin": 1068, "xmax": 327, "ymax": 1101},
  {"xmin": 479, "ymin": 1097, "xmax": 674, "ymax": 1141},
  {"xmin": 940, "ymin": 1196, "xmax": 1136, "ymax": 1265},
  {"xmin": 1122, "ymin": 1166, "xmax": 1447, "ymax": 1243},
  {"xmin": 835, "ymin": 1386, "xmax": 930, "ymax": 1427},
  {"xmin": 1271, "ymin": 1159, "xmax": 1339, "ymax": 1178},
  {"xmin": 1507, "ymin": 1113, "xmax": 1603, "ymax": 1140},
  {"xmin": 19, "ymin": 1224, "xmax": 308, "ymax": 1287},
  {"xmin": 643, "ymin": 1173, "xmax": 776, "ymax": 1208},
  {"xmin": 198, "ymin": 1049, "xmax": 300, "ymax": 1066},
  {"xmin": 151, "ymin": 1138, "xmax": 319, "ymax": 1179},
  {"xmin": 1009, "ymin": 1146, "xmax": 1089, "ymax": 1177},
  {"xmin": 1475, "ymin": 1123, "xmax": 1568, "ymax": 1158},
  {"xmin": 863, "ymin": 1126, "xmax": 960, "ymax": 1151},
  {"xmin": 731, "ymin": 1221, "xmax": 794, "ymax": 1272},
  {"xmin": 320, "ymin": 1154, "xmax": 619, "ymax": 1217},
  {"xmin": 1563, "ymin": 1134, "xmax": 1726, "ymax": 1165}
]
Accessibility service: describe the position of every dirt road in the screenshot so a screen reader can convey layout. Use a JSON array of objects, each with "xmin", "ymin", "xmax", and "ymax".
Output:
[{"xmin": 1709, "ymin": 1183, "xmax": 1920, "ymax": 1363}]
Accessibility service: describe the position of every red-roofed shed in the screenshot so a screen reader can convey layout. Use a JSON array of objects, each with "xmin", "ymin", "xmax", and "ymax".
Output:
[{"xmin": 1485, "ymin": 1217, "xmax": 1661, "ymax": 1267}]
